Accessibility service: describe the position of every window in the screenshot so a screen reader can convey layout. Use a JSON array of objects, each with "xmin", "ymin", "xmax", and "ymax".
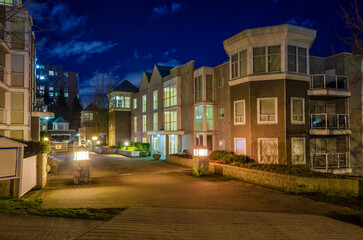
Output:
[
  {"xmin": 153, "ymin": 137, "xmax": 158, "ymax": 151},
  {"xmin": 258, "ymin": 138, "xmax": 278, "ymax": 163},
  {"xmin": 258, "ymin": 98, "xmax": 278, "ymax": 124},
  {"xmin": 12, "ymin": 18, "xmax": 25, "ymax": 49},
  {"xmin": 164, "ymin": 84, "xmax": 177, "ymax": 107},
  {"xmin": 231, "ymin": 50, "xmax": 247, "ymax": 79},
  {"xmin": 206, "ymin": 105, "xmax": 213, "ymax": 130},
  {"xmin": 268, "ymin": 46, "xmax": 281, "ymax": 72},
  {"xmin": 81, "ymin": 112, "xmax": 93, "ymax": 121},
  {"xmin": 253, "ymin": 47, "xmax": 266, "ymax": 73},
  {"xmin": 218, "ymin": 76, "xmax": 224, "ymax": 88},
  {"xmin": 125, "ymin": 97, "xmax": 130, "ymax": 108},
  {"xmin": 142, "ymin": 137, "xmax": 147, "ymax": 143},
  {"xmin": 288, "ymin": 45, "xmax": 307, "ymax": 74},
  {"xmin": 134, "ymin": 117, "xmax": 137, "ymax": 133},
  {"xmin": 39, "ymin": 85, "xmax": 44, "ymax": 90},
  {"xmin": 64, "ymin": 72, "xmax": 69, "ymax": 77},
  {"xmin": 234, "ymin": 100, "xmax": 245, "ymax": 125},
  {"xmin": 153, "ymin": 90, "xmax": 158, "ymax": 110},
  {"xmin": 49, "ymin": 92, "xmax": 54, "ymax": 97},
  {"xmin": 153, "ymin": 112, "xmax": 158, "ymax": 131},
  {"xmin": 64, "ymin": 93, "xmax": 69, "ymax": 97},
  {"xmin": 291, "ymin": 97, "xmax": 305, "ymax": 124},
  {"xmin": 142, "ymin": 95, "xmax": 147, "ymax": 112},
  {"xmin": 11, "ymin": 54, "xmax": 24, "ymax": 86},
  {"xmin": 142, "ymin": 115, "xmax": 147, "ymax": 132},
  {"xmin": 206, "ymin": 75, "xmax": 213, "ymax": 101},
  {"xmin": 10, "ymin": 130, "xmax": 23, "ymax": 140},
  {"xmin": 219, "ymin": 139, "xmax": 225, "ymax": 150},
  {"xmin": 57, "ymin": 124, "xmax": 64, "ymax": 130},
  {"xmin": 133, "ymin": 98, "xmax": 137, "ymax": 109},
  {"xmin": 235, "ymin": 138, "xmax": 246, "ymax": 155},
  {"xmin": 11, "ymin": 93, "xmax": 24, "ymax": 124},
  {"xmin": 169, "ymin": 135, "xmax": 178, "ymax": 154},
  {"xmin": 194, "ymin": 76, "xmax": 202, "ymax": 102},
  {"xmin": 134, "ymin": 137, "xmax": 137, "ymax": 142},
  {"xmin": 165, "ymin": 110, "xmax": 177, "ymax": 131},
  {"xmin": 218, "ymin": 108, "xmax": 225, "ymax": 119},
  {"xmin": 49, "ymin": 87, "xmax": 54, "ymax": 91},
  {"xmin": 195, "ymin": 105, "xmax": 203, "ymax": 131},
  {"xmin": 292, "ymin": 138, "xmax": 306, "ymax": 165},
  {"xmin": 49, "ymin": 71, "xmax": 54, "ymax": 76}
]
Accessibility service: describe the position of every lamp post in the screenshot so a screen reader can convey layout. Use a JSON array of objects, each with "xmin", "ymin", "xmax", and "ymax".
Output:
[
  {"xmin": 91, "ymin": 136, "xmax": 97, "ymax": 151},
  {"xmin": 73, "ymin": 148, "xmax": 91, "ymax": 184},
  {"xmin": 192, "ymin": 145, "xmax": 209, "ymax": 176}
]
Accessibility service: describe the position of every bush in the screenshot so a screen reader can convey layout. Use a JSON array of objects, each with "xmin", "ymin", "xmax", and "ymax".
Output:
[
  {"xmin": 170, "ymin": 153, "xmax": 192, "ymax": 159},
  {"xmin": 209, "ymin": 150, "xmax": 252, "ymax": 164},
  {"xmin": 22, "ymin": 140, "xmax": 51, "ymax": 158},
  {"xmin": 126, "ymin": 146, "xmax": 138, "ymax": 151},
  {"xmin": 106, "ymin": 145, "xmax": 119, "ymax": 149}
]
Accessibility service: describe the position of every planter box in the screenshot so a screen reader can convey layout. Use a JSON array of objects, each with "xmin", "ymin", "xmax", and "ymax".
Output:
[
  {"xmin": 116, "ymin": 150, "xmax": 149, "ymax": 157},
  {"xmin": 210, "ymin": 163, "xmax": 362, "ymax": 198},
  {"xmin": 104, "ymin": 148, "xmax": 117, "ymax": 154},
  {"xmin": 166, "ymin": 155, "xmax": 193, "ymax": 168}
]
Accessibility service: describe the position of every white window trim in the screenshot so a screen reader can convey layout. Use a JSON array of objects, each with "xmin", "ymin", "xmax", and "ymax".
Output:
[
  {"xmin": 258, "ymin": 138, "xmax": 279, "ymax": 164},
  {"xmin": 218, "ymin": 108, "xmax": 225, "ymax": 119},
  {"xmin": 234, "ymin": 100, "xmax": 246, "ymax": 125},
  {"xmin": 291, "ymin": 97, "xmax": 305, "ymax": 125},
  {"xmin": 257, "ymin": 97, "xmax": 278, "ymax": 125},
  {"xmin": 234, "ymin": 137, "xmax": 246, "ymax": 155},
  {"xmin": 291, "ymin": 137, "xmax": 306, "ymax": 165}
]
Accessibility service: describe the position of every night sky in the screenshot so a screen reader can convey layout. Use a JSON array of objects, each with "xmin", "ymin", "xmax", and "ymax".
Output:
[{"xmin": 29, "ymin": 0, "xmax": 355, "ymax": 104}]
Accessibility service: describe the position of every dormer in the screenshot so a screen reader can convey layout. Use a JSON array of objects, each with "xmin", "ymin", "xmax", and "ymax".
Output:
[{"xmin": 223, "ymin": 24, "xmax": 316, "ymax": 84}]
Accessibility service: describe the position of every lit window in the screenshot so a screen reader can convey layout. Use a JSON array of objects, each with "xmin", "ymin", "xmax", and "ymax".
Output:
[
  {"xmin": 64, "ymin": 72, "xmax": 69, "ymax": 77},
  {"xmin": 134, "ymin": 117, "xmax": 137, "ymax": 133},
  {"xmin": 64, "ymin": 93, "xmax": 69, "ymax": 97},
  {"xmin": 142, "ymin": 137, "xmax": 147, "ymax": 143},
  {"xmin": 239, "ymin": 50, "xmax": 247, "ymax": 77},
  {"xmin": 165, "ymin": 110, "xmax": 177, "ymax": 131},
  {"xmin": 49, "ymin": 87, "xmax": 54, "ymax": 91},
  {"xmin": 57, "ymin": 124, "xmax": 64, "ymax": 130},
  {"xmin": 82, "ymin": 113, "xmax": 93, "ymax": 121},
  {"xmin": 133, "ymin": 98, "xmax": 137, "ymax": 109},
  {"xmin": 258, "ymin": 98, "xmax": 277, "ymax": 124},
  {"xmin": 143, "ymin": 115, "xmax": 147, "ymax": 132},
  {"xmin": 206, "ymin": 105, "xmax": 213, "ymax": 130},
  {"xmin": 142, "ymin": 95, "xmax": 147, "ymax": 112},
  {"xmin": 153, "ymin": 137, "xmax": 158, "ymax": 151},
  {"xmin": 235, "ymin": 138, "xmax": 246, "ymax": 155},
  {"xmin": 194, "ymin": 76, "xmax": 202, "ymax": 102},
  {"xmin": 40, "ymin": 76, "xmax": 45, "ymax": 80},
  {"xmin": 291, "ymin": 97, "xmax": 305, "ymax": 124},
  {"xmin": 218, "ymin": 76, "xmax": 224, "ymax": 88},
  {"xmin": 218, "ymin": 108, "xmax": 225, "ymax": 119},
  {"xmin": 164, "ymin": 84, "xmax": 177, "ymax": 107},
  {"xmin": 153, "ymin": 112, "xmax": 158, "ymax": 131},
  {"xmin": 195, "ymin": 105, "xmax": 203, "ymax": 131},
  {"xmin": 288, "ymin": 45, "xmax": 307, "ymax": 74},
  {"xmin": 219, "ymin": 139, "xmax": 225, "ymax": 150},
  {"xmin": 125, "ymin": 97, "xmax": 130, "ymax": 108},
  {"xmin": 292, "ymin": 138, "xmax": 306, "ymax": 165},
  {"xmin": 39, "ymin": 85, "xmax": 45, "ymax": 90},
  {"xmin": 234, "ymin": 100, "xmax": 245, "ymax": 125},
  {"xmin": 258, "ymin": 138, "xmax": 278, "ymax": 163},
  {"xmin": 153, "ymin": 90, "xmax": 158, "ymax": 110},
  {"xmin": 49, "ymin": 92, "xmax": 54, "ymax": 97},
  {"xmin": 49, "ymin": 71, "xmax": 54, "ymax": 76}
]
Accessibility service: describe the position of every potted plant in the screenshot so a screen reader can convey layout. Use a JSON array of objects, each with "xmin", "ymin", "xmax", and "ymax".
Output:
[{"xmin": 152, "ymin": 151, "xmax": 162, "ymax": 160}]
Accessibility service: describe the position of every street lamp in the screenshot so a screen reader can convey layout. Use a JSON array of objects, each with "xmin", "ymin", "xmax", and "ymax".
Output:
[
  {"xmin": 73, "ymin": 148, "xmax": 91, "ymax": 184},
  {"xmin": 192, "ymin": 145, "xmax": 209, "ymax": 176},
  {"xmin": 92, "ymin": 136, "xmax": 98, "ymax": 141},
  {"xmin": 43, "ymin": 137, "xmax": 49, "ymax": 141}
]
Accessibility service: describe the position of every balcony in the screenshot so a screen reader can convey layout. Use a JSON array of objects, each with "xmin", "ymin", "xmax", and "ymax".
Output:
[
  {"xmin": 311, "ymin": 152, "xmax": 351, "ymax": 174},
  {"xmin": 0, "ymin": 23, "xmax": 10, "ymax": 52},
  {"xmin": 310, "ymin": 114, "xmax": 351, "ymax": 135},
  {"xmin": 308, "ymin": 74, "xmax": 351, "ymax": 97}
]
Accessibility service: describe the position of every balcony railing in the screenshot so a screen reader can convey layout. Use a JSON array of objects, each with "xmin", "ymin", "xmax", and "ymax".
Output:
[
  {"xmin": 0, "ymin": 107, "xmax": 5, "ymax": 124},
  {"xmin": 310, "ymin": 74, "xmax": 348, "ymax": 90},
  {"xmin": 311, "ymin": 152, "xmax": 350, "ymax": 169},
  {"xmin": 310, "ymin": 114, "xmax": 349, "ymax": 130}
]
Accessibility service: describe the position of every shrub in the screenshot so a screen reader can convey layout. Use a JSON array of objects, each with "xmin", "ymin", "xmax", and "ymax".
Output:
[
  {"xmin": 170, "ymin": 153, "xmax": 192, "ymax": 159},
  {"xmin": 209, "ymin": 150, "xmax": 252, "ymax": 164},
  {"xmin": 126, "ymin": 146, "xmax": 138, "ymax": 151},
  {"xmin": 132, "ymin": 142, "xmax": 150, "ymax": 151},
  {"xmin": 22, "ymin": 140, "xmax": 51, "ymax": 158},
  {"xmin": 106, "ymin": 145, "xmax": 119, "ymax": 149}
]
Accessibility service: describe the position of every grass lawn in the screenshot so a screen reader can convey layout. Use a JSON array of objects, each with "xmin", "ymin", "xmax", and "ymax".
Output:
[{"xmin": 0, "ymin": 197, "xmax": 124, "ymax": 221}]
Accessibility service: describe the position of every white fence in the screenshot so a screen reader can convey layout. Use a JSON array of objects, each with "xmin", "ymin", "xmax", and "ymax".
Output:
[{"xmin": 19, "ymin": 155, "xmax": 37, "ymax": 197}]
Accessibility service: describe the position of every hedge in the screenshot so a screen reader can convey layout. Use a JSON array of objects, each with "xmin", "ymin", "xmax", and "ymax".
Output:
[
  {"xmin": 209, "ymin": 150, "xmax": 253, "ymax": 164},
  {"xmin": 22, "ymin": 140, "xmax": 51, "ymax": 158}
]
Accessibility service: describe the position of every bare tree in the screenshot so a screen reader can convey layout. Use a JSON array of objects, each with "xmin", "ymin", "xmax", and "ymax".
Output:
[{"xmin": 342, "ymin": 0, "xmax": 363, "ymax": 55}]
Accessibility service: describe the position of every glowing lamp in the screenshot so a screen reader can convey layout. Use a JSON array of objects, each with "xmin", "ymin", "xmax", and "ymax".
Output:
[
  {"xmin": 125, "ymin": 142, "xmax": 129, "ymax": 146},
  {"xmin": 74, "ymin": 151, "xmax": 89, "ymax": 161},
  {"xmin": 87, "ymin": 140, "xmax": 91, "ymax": 143},
  {"xmin": 92, "ymin": 136, "xmax": 98, "ymax": 141},
  {"xmin": 193, "ymin": 145, "xmax": 208, "ymax": 157},
  {"xmin": 43, "ymin": 137, "xmax": 49, "ymax": 141},
  {"xmin": 96, "ymin": 141, "xmax": 100, "ymax": 144}
]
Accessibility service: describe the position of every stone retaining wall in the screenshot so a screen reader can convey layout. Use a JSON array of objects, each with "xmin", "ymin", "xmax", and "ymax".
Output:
[{"xmin": 165, "ymin": 156, "xmax": 362, "ymax": 198}]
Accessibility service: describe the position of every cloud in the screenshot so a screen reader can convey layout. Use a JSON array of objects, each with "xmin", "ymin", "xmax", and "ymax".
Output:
[
  {"xmin": 144, "ymin": 53, "xmax": 153, "ymax": 59},
  {"xmin": 152, "ymin": 2, "xmax": 181, "ymax": 16},
  {"xmin": 134, "ymin": 49, "xmax": 139, "ymax": 59},
  {"xmin": 48, "ymin": 40, "xmax": 118, "ymax": 63},
  {"xmin": 122, "ymin": 71, "xmax": 144, "ymax": 87},
  {"xmin": 157, "ymin": 59, "xmax": 181, "ymax": 67},
  {"xmin": 286, "ymin": 16, "xmax": 315, "ymax": 28},
  {"xmin": 163, "ymin": 48, "xmax": 177, "ymax": 58},
  {"xmin": 49, "ymin": 3, "xmax": 87, "ymax": 33}
]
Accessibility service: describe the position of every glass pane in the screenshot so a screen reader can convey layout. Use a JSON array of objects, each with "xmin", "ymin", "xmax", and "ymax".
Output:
[
  {"xmin": 11, "ymin": 93, "xmax": 23, "ymax": 110},
  {"xmin": 11, "ymin": 111, "xmax": 23, "ymax": 124},
  {"xmin": 293, "ymin": 99, "xmax": 303, "ymax": 114},
  {"xmin": 231, "ymin": 54, "xmax": 238, "ymax": 62},
  {"xmin": 288, "ymin": 46, "xmax": 296, "ymax": 54},
  {"xmin": 253, "ymin": 47, "xmax": 265, "ymax": 56},
  {"xmin": 298, "ymin": 56, "xmax": 307, "ymax": 73},
  {"xmin": 268, "ymin": 46, "xmax": 280, "ymax": 54},
  {"xmin": 253, "ymin": 56, "xmax": 266, "ymax": 73},
  {"xmin": 240, "ymin": 59, "xmax": 247, "ymax": 76},
  {"xmin": 260, "ymin": 99, "xmax": 275, "ymax": 114},
  {"xmin": 298, "ymin": 47, "xmax": 306, "ymax": 56},
  {"xmin": 268, "ymin": 55, "xmax": 281, "ymax": 72},
  {"xmin": 288, "ymin": 54, "xmax": 297, "ymax": 72}
]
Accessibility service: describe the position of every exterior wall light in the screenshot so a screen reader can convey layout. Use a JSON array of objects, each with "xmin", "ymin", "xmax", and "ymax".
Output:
[
  {"xmin": 74, "ymin": 151, "xmax": 89, "ymax": 161},
  {"xmin": 43, "ymin": 137, "xmax": 49, "ymax": 141},
  {"xmin": 92, "ymin": 136, "xmax": 98, "ymax": 141},
  {"xmin": 193, "ymin": 145, "xmax": 208, "ymax": 156}
]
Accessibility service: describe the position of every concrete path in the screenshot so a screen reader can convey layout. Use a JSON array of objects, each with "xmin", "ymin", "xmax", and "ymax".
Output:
[
  {"xmin": 16, "ymin": 153, "xmax": 363, "ymax": 239},
  {"xmin": 0, "ymin": 213, "xmax": 104, "ymax": 240}
]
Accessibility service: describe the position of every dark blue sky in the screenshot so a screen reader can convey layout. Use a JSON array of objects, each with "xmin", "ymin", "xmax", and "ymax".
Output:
[{"xmin": 29, "ymin": 0, "xmax": 355, "ymax": 104}]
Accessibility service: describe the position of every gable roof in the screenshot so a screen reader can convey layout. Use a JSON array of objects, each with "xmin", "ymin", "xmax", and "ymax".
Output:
[
  {"xmin": 83, "ymin": 103, "xmax": 98, "ymax": 111},
  {"xmin": 0, "ymin": 136, "xmax": 27, "ymax": 147},
  {"xmin": 144, "ymin": 72, "xmax": 152, "ymax": 82},
  {"xmin": 156, "ymin": 65, "xmax": 173, "ymax": 77},
  {"xmin": 52, "ymin": 116, "xmax": 68, "ymax": 123},
  {"xmin": 112, "ymin": 79, "xmax": 139, "ymax": 93}
]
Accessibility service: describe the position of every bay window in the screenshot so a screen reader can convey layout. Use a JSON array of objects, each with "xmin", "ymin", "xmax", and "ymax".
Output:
[
  {"xmin": 234, "ymin": 100, "xmax": 245, "ymax": 125},
  {"xmin": 194, "ymin": 76, "xmax": 202, "ymax": 102},
  {"xmin": 142, "ymin": 95, "xmax": 147, "ymax": 112},
  {"xmin": 195, "ymin": 105, "xmax": 203, "ymax": 131},
  {"xmin": 164, "ymin": 84, "xmax": 177, "ymax": 107},
  {"xmin": 258, "ymin": 98, "xmax": 277, "ymax": 124},
  {"xmin": 153, "ymin": 90, "xmax": 158, "ymax": 110},
  {"xmin": 288, "ymin": 45, "xmax": 307, "ymax": 74},
  {"xmin": 165, "ymin": 110, "xmax": 177, "ymax": 131},
  {"xmin": 206, "ymin": 105, "xmax": 213, "ymax": 130},
  {"xmin": 253, "ymin": 47, "xmax": 266, "ymax": 73}
]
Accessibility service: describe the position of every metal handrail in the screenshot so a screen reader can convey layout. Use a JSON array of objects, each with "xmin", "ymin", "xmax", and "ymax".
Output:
[
  {"xmin": 311, "ymin": 152, "xmax": 350, "ymax": 169},
  {"xmin": 310, "ymin": 74, "xmax": 348, "ymax": 90},
  {"xmin": 310, "ymin": 113, "xmax": 349, "ymax": 130}
]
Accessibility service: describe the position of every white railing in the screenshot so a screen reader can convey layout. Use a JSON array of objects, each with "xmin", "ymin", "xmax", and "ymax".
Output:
[
  {"xmin": 310, "ymin": 114, "xmax": 349, "ymax": 130},
  {"xmin": 310, "ymin": 74, "xmax": 348, "ymax": 90},
  {"xmin": 0, "ymin": 107, "xmax": 5, "ymax": 124},
  {"xmin": 311, "ymin": 152, "xmax": 350, "ymax": 169}
]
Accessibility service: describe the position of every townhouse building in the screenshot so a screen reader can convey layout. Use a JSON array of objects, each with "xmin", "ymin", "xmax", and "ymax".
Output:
[
  {"xmin": 107, "ymin": 24, "xmax": 363, "ymax": 175},
  {"xmin": 0, "ymin": 0, "xmax": 39, "ymax": 141}
]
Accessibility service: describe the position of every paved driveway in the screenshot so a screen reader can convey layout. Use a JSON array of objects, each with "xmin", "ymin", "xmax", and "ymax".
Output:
[{"xmin": 31, "ymin": 153, "xmax": 363, "ymax": 238}]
